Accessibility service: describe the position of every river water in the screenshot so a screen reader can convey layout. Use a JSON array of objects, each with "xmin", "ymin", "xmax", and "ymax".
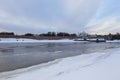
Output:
[{"xmin": 0, "ymin": 42, "xmax": 120, "ymax": 72}]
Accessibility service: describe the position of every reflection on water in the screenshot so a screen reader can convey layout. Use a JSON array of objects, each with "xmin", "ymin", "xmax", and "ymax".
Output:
[{"xmin": 0, "ymin": 42, "xmax": 120, "ymax": 72}]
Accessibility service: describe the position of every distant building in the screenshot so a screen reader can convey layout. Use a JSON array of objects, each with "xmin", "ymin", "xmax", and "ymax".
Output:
[{"xmin": 79, "ymin": 31, "xmax": 88, "ymax": 39}]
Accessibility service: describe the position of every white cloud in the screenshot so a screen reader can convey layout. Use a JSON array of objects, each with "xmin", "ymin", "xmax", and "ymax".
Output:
[
  {"xmin": 62, "ymin": 0, "xmax": 83, "ymax": 15},
  {"xmin": 84, "ymin": 0, "xmax": 120, "ymax": 34},
  {"xmin": 60, "ymin": 0, "xmax": 102, "ymax": 30},
  {"xmin": 0, "ymin": 10, "xmax": 80, "ymax": 33},
  {"xmin": 62, "ymin": 0, "xmax": 101, "ymax": 16},
  {"xmin": 0, "ymin": 28, "xmax": 10, "ymax": 32},
  {"xmin": 0, "ymin": 10, "xmax": 50, "ymax": 31},
  {"xmin": 86, "ymin": 18, "xmax": 120, "ymax": 34},
  {"xmin": 0, "ymin": 0, "xmax": 119, "ymax": 34}
]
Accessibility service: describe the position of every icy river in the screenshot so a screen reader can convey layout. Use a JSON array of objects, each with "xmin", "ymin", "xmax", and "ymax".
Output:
[{"xmin": 0, "ymin": 42, "xmax": 120, "ymax": 72}]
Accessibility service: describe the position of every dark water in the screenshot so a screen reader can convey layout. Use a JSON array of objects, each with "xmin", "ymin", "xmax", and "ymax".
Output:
[{"xmin": 0, "ymin": 42, "xmax": 120, "ymax": 72}]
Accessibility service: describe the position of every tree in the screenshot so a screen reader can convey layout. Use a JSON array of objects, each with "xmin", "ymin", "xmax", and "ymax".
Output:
[
  {"xmin": 108, "ymin": 33, "xmax": 113, "ymax": 40},
  {"xmin": 57, "ymin": 32, "xmax": 70, "ymax": 37},
  {"xmin": 24, "ymin": 33, "xmax": 34, "ymax": 36},
  {"xmin": 51, "ymin": 32, "xmax": 56, "ymax": 36},
  {"xmin": 70, "ymin": 33, "xmax": 77, "ymax": 37},
  {"xmin": 0, "ymin": 32, "xmax": 15, "ymax": 36}
]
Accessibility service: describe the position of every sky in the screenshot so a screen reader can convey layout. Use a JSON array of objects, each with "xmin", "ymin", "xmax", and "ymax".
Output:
[{"xmin": 0, "ymin": 0, "xmax": 120, "ymax": 34}]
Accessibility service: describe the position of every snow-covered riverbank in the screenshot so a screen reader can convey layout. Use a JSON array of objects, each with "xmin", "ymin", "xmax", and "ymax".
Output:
[
  {"xmin": 0, "ymin": 38, "xmax": 77, "ymax": 43},
  {"xmin": 0, "ymin": 38, "xmax": 120, "ymax": 43},
  {"xmin": 0, "ymin": 47, "xmax": 120, "ymax": 80},
  {"xmin": 106, "ymin": 40, "xmax": 120, "ymax": 43}
]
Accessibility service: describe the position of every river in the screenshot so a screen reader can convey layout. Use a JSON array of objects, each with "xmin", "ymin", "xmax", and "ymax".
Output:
[{"xmin": 0, "ymin": 42, "xmax": 120, "ymax": 72}]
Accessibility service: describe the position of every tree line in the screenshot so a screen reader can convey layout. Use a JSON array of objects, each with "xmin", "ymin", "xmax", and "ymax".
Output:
[
  {"xmin": 25, "ymin": 32, "xmax": 77, "ymax": 37},
  {"xmin": 0, "ymin": 32, "xmax": 77, "ymax": 37},
  {"xmin": 0, "ymin": 32, "xmax": 120, "ymax": 40},
  {"xmin": 108, "ymin": 33, "xmax": 120, "ymax": 40}
]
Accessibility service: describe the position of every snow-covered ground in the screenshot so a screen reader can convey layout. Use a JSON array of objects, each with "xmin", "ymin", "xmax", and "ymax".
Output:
[
  {"xmin": 106, "ymin": 40, "xmax": 120, "ymax": 43},
  {"xmin": 0, "ymin": 38, "xmax": 120, "ymax": 43},
  {"xmin": 0, "ymin": 38, "xmax": 77, "ymax": 43},
  {"xmin": 0, "ymin": 47, "xmax": 120, "ymax": 80}
]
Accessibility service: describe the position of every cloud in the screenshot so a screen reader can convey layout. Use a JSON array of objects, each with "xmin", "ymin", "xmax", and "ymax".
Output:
[
  {"xmin": 0, "ymin": 28, "xmax": 10, "ymax": 32},
  {"xmin": 0, "ymin": 0, "xmax": 102, "ymax": 33},
  {"xmin": 62, "ymin": 0, "xmax": 83, "ymax": 15},
  {"xmin": 60, "ymin": 0, "xmax": 102, "ymax": 28},
  {"xmin": 0, "ymin": 0, "xmax": 119, "ymax": 34},
  {"xmin": 0, "ymin": 10, "xmax": 52, "ymax": 33},
  {"xmin": 86, "ymin": 18, "xmax": 120, "ymax": 34},
  {"xmin": 84, "ymin": 0, "xmax": 120, "ymax": 34}
]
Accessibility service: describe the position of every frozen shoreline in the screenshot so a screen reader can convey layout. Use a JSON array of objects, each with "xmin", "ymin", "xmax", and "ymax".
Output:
[
  {"xmin": 0, "ymin": 38, "xmax": 77, "ymax": 43},
  {"xmin": 0, "ymin": 38, "xmax": 120, "ymax": 43},
  {"xmin": 0, "ymin": 47, "xmax": 120, "ymax": 80}
]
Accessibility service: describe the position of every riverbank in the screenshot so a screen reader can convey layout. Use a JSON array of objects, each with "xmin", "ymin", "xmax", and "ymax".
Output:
[
  {"xmin": 0, "ymin": 47, "xmax": 120, "ymax": 80},
  {"xmin": 0, "ymin": 38, "xmax": 120, "ymax": 43},
  {"xmin": 0, "ymin": 38, "xmax": 77, "ymax": 43}
]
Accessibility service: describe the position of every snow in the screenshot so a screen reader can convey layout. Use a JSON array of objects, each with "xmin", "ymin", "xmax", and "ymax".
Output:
[
  {"xmin": 0, "ymin": 38, "xmax": 120, "ymax": 43},
  {"xmin": 0, "ymin": 47, "xmax": 120, "ymax": 80},
  {"xmin": 0, "ymin": 38, "xmax": 77, "ymax": 43},
  {"xmin": 0, "ymin": 38, "xmax": 39, "ymax": 43},
  {"xmin": 87, "ymin": 38, "xmax": 105, "ymax": 40},
  {"xmin": 106, "ymin": 40, "xmax": 120, "ymax": 43}
]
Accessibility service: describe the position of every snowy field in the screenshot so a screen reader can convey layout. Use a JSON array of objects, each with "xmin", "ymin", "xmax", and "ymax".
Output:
[
  {"xmin": 106, "ymin": 40, "xmax": 120, "ymax": 43},
  {"xmin": 0, "ymin": 38, "xmax": 77, "ymax": 43},
  {"xmin": 0, "ymin": 47, "xmax": 120, "ymax": 80},
  {"xmin": 0, "ymin": 38, "xmax": 120, "ymax": 43}
]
